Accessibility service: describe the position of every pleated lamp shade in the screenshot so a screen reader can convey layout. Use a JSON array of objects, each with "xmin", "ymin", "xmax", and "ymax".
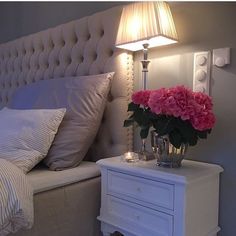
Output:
[{"xmin": 116, "ymin": 1, "xmax": 178, "ymax": 51}]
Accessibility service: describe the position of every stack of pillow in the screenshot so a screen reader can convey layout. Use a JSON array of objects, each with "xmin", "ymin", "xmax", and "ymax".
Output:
[{"xmin": 0, "ymin": 72, "xmax": 114, "ymax": 173}]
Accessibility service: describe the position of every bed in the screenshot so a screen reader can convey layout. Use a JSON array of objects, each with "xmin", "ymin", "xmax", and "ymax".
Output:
[{"xmin": 0, "ymin": 5, "xmax": 133, "ymax": 236}]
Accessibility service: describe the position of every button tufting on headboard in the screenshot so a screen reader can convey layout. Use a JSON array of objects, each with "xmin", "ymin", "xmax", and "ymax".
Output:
[{"xmin": 0, "ymin": 5, "xmax": 134, "ymax": 160}]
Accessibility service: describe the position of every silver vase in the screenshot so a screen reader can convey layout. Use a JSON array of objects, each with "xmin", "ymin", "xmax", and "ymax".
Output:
[{"xmin": 151, "ymin": 131, "xmax": 188, "ymax": 168}]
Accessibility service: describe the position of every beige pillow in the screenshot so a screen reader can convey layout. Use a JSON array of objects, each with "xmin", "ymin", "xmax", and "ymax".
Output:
[{"xmin": 9, "ymin": 73, "xmax": 114, "ymax": 170}]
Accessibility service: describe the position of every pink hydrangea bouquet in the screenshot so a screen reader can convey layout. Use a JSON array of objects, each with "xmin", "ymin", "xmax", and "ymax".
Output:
[{"xmin": 124, "ymin": 86, "xmax": 215, "ymax": 148}]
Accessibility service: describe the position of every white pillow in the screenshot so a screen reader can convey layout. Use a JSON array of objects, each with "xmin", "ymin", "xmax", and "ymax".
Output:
[{"xmin": 0, "ymin": 107, "xmax": 66, "ymax": 173}]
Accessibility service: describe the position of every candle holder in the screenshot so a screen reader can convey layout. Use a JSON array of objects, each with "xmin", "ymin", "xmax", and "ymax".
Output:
[{"xmin": 122, "ymin": 152, "xmax": 139, "ymax": 163}]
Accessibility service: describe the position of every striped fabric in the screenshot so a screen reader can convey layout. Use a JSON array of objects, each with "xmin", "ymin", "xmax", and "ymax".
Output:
[
  {"xmin": 0, "ymin": 159, "xmax": 33, "ymax": 236},
  {"xmin": 0, "ymin": 108, "xmax": 66, "ymax": 173}
]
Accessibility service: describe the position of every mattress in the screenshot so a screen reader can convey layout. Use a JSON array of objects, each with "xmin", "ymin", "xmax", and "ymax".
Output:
[{"xmin": 27, "ymin": 161, "xmax": 101, "ymax": 194}]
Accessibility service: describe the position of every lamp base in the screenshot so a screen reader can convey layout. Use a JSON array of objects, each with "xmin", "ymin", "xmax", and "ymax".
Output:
[
  {"xmin": 137, "ymin": 138, "xmax": 155, "ymax": 161},
  {"xmin": 138, "ymin": 150, "xmax": 155, "ymax": 161}
]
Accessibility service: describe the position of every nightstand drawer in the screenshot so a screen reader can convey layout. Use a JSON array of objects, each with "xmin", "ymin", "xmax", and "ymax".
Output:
[
  {"xmin": 108, "ymin": 196, "xmax": 173, "ymax": 236},
  {"xmin": 107, "ymin": 170, "xmax": 174, "ymax": 210}
]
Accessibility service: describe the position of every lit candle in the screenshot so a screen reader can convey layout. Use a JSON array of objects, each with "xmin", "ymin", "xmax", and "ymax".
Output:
[
  {"xmin": 124, "ymin": 152, "xmax": 133, "ymax": 161},
  {"xmin": 123, "ymin": 151, "xmax": 139, "ymax": 163}
]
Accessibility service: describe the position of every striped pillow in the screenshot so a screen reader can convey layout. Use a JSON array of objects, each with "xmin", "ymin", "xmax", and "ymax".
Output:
[
  {"xmin": 0, "ymin": 158, "xmax": 33, "ymax": 235},
  {"xmin": 0, "ymin": 108, "xmax": 66, "ymax": 173}
]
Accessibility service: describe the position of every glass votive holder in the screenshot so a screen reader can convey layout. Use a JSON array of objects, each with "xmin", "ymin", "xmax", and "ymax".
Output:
[{"xmin": 122, "ymin": 151, "xmax": 139, "ymax": 163}]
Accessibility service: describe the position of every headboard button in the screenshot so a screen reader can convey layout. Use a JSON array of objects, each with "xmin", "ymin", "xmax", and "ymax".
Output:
[
  {"xmin": 101, "ymin": 116, "xmax": 105, "ymax": 123},
  {"xmin": 110, "ymin": 139, "xmax": 114, "ymax": 145},
  {"xmin": 109, "ymin": 49, "xmax": 114, "ymax": 57},
  {"xmin": 94, "ymin": 53, "xmax": 98, "ymax": 60}
]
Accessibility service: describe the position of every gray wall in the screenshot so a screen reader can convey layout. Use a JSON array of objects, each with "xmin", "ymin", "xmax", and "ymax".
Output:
[
  {"xmin": 0, "ymin": 2, "xmax": 126, "ymax": 43},
  {"xmin": 0, "ymin": 2, "xmax": 235, "ymax": 236},
  {"xmin": 134, "ymin": 3, "xmax": 236, "ymax": 236}
]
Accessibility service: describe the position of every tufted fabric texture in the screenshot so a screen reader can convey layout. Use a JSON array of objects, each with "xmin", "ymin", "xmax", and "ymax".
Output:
[{"xmin": 0, "ymin": 6, "xmax": 133, "ymax": 161}]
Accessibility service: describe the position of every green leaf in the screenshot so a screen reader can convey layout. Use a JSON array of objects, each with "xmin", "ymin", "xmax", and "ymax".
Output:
[
  {"xmin": 140, "ymin": 126, "xmax": 150, "ymax": 139},
  {"xmin": 197, "ymin": 130, "xmax": 207, "ymax": 139},
  {"xmin": 127, "ymin": 102, "xmax": 139, "ymax": 112},
  {"xmin": 177, "ymin": 119, "xmax": 195, "ymax": 142},
  {"xmin": 177, "ymin": 119, "xmax": 198, "ymax": 146},
  {"xmin": 123, "ymin": 119, "xmax": 134, "ymax": 127},
  {"xmin": 132, "ymin": 109, "xmax": 144, "ymax": 126},
  {"xmin": 188, "ymin": 134, "xmax": 198, "ymax": 146},
  {"xmin": 169, "ymin": 129, "xmax": 182, "ymax": 148},
  {"xmin": 142, "ymin": 110, "xmax": 152, "ymax": 126},
  {"xmin": 152, "ymin": 115, "xmax": 175, "ymax": 136}
]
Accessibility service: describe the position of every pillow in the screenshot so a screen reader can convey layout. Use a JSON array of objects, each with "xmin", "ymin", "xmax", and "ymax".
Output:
[
  {"xmin": 0, "ymin": 159, "xmax": 33, "ymax": 234},
  {"xmin": 9, "ymin": 72, "xmax": 114, "ymax": 170},
  {"xmin": 0, "ymin": 108, "xmax": 66, "ymax": 173}
]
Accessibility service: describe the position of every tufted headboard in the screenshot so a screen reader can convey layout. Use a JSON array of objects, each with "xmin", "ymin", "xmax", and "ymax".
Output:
[{"xmin": 0, "ymin": 6, "xmax": 133, "ymax": 161}]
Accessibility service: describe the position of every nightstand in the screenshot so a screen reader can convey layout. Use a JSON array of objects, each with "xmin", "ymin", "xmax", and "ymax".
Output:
[{"xmin": 97, "ymin": 156, "xmax": 223, "ymax": 236}]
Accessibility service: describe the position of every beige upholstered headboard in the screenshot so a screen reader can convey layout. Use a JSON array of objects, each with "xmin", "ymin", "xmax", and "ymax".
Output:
[{"xmin": 0, "ymin": 6, "xmax": 133, "ymax": 161}]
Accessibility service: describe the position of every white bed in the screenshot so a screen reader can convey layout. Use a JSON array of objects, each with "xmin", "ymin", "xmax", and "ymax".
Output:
[
  {"xmin": 28, "ymin": 162, "xmax": 100, "ymax": 194},
  {"xmin": 13, "ymin": 162, "xmax": 101, "ymax": 236},
  {"xmin": 0, "ymin": 5, "xmax": 133, "ymax": 236}
]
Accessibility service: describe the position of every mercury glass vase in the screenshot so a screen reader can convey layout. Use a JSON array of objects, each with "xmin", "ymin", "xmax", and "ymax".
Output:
[{"xmin": 151, "ymin": 131, "xmax": 188, "ymax": 168}]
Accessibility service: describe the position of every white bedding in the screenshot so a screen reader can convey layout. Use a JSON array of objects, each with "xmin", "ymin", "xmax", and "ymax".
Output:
[
  {"xmin": 0, "ymin": 159, "xmax": 33, "ymax": 236},
  {"xmin": 27, "ymin": 161, "xmax": 101, "ymax": 194}
]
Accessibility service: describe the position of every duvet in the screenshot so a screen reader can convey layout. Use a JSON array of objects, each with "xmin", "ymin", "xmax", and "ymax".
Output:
[{"xmin": 0, "ymin": 159, "xmax": 33, "ymax": 236}]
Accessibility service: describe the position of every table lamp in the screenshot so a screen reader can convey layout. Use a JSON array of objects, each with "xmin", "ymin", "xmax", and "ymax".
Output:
[{"xmin": 116, "ymin": 1, "xmax": 178, "ymax": 160}]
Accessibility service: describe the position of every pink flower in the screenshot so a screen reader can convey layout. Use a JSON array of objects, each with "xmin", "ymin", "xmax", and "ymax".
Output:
[
  {"xmin": 148, "ymin": 88, "xmax": 167, "ymax": 114},
  {"xmin": 132, "ymin": 90, "xmax": 152, "ymax": 107},
  {"xmin": 191, "ymin": 92, "xmax": 215, "ymax": 130},
  {"xmin": 147, "ymin": 85, "xmax": 216, "ymax": 131},
  {"xmin": 194, "ymin": 92, "xmax": 213, "ymax": 110},
  {"xmin": 148, "ymin": 86, "xmax": 194, "ymax": 119},
  {"xmin": 191, "ymin": 111, "xmax": 216, "ymax": 131},
  {"xmin": 167, "ymin": 86, "xmax": 193, "ymax": 118}
]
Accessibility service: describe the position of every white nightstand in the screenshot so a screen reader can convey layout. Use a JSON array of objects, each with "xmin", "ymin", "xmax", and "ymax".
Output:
[{"xmin": 97, "ymin": 156, "xmax": 223, "ymax": 236}]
